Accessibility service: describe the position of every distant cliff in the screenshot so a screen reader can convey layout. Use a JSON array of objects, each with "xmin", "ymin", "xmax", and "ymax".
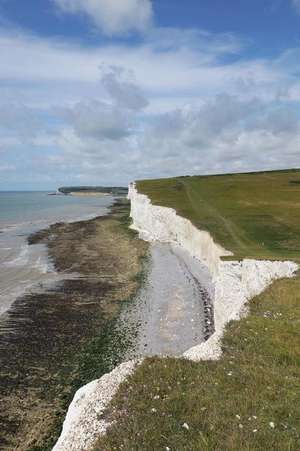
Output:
[{"xmin": 58, "ymin": 186, "xmax": 128, "ymax": 195}]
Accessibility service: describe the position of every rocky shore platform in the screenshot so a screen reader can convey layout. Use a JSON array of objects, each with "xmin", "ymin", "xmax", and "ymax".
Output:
[{"xmin": 0, "ymin": 200, "xmax": 148, "ymax": 451}]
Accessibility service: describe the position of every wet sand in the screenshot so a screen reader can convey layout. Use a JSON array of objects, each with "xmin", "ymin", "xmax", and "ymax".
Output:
[{"xmin": 0, "ymin": 200, "xmax": 148, "ymax": 451}]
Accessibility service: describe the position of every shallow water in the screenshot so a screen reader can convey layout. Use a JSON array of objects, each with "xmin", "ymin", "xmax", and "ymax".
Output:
[
  {"xmin": 123, "ymin": 242, "xmax": 214, "ymax": 357},
  {"xmin": 0, "ymin": 192, "xmax": 114, "ymax": 316}
]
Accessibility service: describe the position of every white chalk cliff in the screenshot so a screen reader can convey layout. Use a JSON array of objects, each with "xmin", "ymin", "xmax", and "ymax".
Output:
[
  {"xmin": 53, "ymin": 182, "xmax": 298, "ymax": 451},
  {"xmin": 128, "ymin": 183, "xmax": 298, "ymax": 360}
]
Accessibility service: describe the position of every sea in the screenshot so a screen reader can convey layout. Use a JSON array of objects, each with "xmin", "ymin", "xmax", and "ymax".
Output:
[{"xmin": 0, "ymin": 192, "xmax": 114, "ymax": 316}]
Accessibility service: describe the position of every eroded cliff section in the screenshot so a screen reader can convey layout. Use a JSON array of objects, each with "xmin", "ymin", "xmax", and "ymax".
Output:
[
  {"xmin": 53, "ymin": 361, "xmax": 137, "ymax": 451},
  {"xmin": 128, "ymin": 183, "xmax": 298, "ymax": 360}
]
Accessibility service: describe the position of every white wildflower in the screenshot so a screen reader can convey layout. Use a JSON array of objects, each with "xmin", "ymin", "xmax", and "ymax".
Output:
[
  {"xmin": 182, "ymin": 423, "xmax": 190, "ymax": 431},
  {"xmin": 269, "ymin": 422, "xmax": 275, "ymax": 429},
  {"xmin": 151, "ymin": 408, "xmax": 157, "ymax": 413}
]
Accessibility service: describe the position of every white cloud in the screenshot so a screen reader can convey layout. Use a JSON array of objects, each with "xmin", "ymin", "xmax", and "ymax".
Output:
[
  {"xmin": 100, "ymin": 65, "xmax": 148, "ymax": 111},
  {"xmin": 44, "ymin": 93, "xmax": 300, "ymax": 187},
  {"xmin": 292, "ymin": 0, "xmax": 300, "ymax": 12},
  {"xmin": 67, "ymin": 99, "xmax": 133, "ymax": 140},
  {"xmin": 0, "ymin": 164, "xmax": 15, "ymax": 171},
  {"xmin": 0, "ymin": 25, "xmax": 300, "ymax": 187},
  {"xmin": 63, "ymin": 65, "xmax": 148, "ymax": 141},
  {"xmin": 0, "ymin": 26, "xmax": 286, "ymax": 114},
  {"xmin": 134, "ymin": 95, "xmax": 300, "ymax": 177},
  {"xmin": 0, "ymin": 103, "xmax": 44, "ymax": 139},
  {"xmin": 53, "ymin": 0, "xmax": 153, "ymax": 35},
  {"xmin": 146, "ymin": 27, "xmax": 243, "ymax": 56},
  {"xmin": 0, "ymin": 136, "xmax": 23, "ymax": 153}
]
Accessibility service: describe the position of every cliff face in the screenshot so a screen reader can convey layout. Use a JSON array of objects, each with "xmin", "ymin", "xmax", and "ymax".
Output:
[
  {"xmin": 129, "ymin": 183, "xmax": 232, "ymax": 278},
  {"xmin": 128, "ymin": 183, "xmax": 298, "ymax": 360}
]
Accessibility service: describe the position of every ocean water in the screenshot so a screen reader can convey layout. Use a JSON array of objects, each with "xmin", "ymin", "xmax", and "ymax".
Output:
[{"xmin": 0, "ymin": 192, "xmax": 114, "ymax": 316}]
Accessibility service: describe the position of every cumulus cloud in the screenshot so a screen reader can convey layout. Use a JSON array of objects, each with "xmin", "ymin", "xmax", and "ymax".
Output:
[
  {"xmin": 53, "ymin": 0, "xmax": 153, "ymax": 35},
  {"xmin": 0, "ymin": 103, "xmax": 44, "ymax": 139},
  {"xmin": 0, "ymin": 27, "xmax": 282, "ymax": 111},
  {"xmin": 45, "ymin": 93, "xmax": 300, "ymax": 188},
  {"xmin": 0, "ymin": 25, "xmax": 300, "ymax": 188},
  {"xmin": 100, "ymin": 65, "xmax": 149, "ymax": 111},
  {"xmin": 67, "ymin": 99, "xmax": 132, "ymax": 140},
  {"xmin": 63, "ymin": 65, "xmax": 148, "ymax": 142}
]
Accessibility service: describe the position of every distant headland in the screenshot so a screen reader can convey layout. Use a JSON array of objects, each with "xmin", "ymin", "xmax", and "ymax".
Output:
[{"xmin": 57, "ymin": 186, "xmax": 128, "ymax": 196}]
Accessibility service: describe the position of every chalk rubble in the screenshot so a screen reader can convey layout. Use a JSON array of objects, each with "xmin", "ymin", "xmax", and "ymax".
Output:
[
  {"xmin": 52, "ymin": 360, "xmax": 138, "ymax": 451},
  {"xmin": 53, "ymin": 182, "xmax": 298, "ymax": 450}
]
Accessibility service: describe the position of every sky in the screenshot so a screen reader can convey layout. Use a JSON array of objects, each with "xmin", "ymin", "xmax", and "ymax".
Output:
[{"xmin": 0, "ymin": 0, "xmax": 300, "ymax": 189}]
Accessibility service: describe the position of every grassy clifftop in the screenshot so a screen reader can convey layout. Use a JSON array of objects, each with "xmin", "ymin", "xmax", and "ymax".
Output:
[{"xmin": 137, "ymin": 169, "xmax": 300, "ymax": 261}]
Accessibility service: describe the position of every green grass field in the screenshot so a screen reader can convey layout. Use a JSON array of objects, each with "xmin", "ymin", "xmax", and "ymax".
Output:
[
  {"xmin": 137, "ymin": 169, "xmax": 300, "ymax": 261},
  {"xmin": 93, "ymin": 170, "xmax": 300, "ymax": 451}
]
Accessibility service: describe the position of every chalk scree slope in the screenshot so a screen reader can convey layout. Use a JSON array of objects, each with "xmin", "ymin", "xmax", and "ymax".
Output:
[
  {"xmin": 52, "ymin": 360, "xmax": 137, "ymax": 451},
  {"xmin": 53, "ymin": 183, "xmax": 298, "ymax": 451}
]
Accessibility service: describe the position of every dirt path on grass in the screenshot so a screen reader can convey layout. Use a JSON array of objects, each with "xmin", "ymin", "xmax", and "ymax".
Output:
[{"xmin": 184, "ymin": 182, "xmax": 251, "ymax": 252}]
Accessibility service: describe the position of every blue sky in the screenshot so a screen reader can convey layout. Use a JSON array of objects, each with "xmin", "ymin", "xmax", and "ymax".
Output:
[
  {"xmin": 0, "ymin": 0, "xmax": 300, "ymax": 189},
  {"xmin": 1, "ymin": 1, "xmax": 300, "ymax": 49}
]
